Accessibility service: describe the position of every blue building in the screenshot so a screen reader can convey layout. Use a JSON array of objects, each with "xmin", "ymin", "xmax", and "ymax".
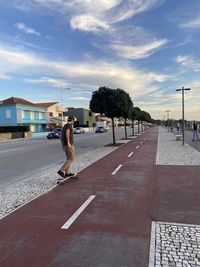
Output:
[{"xmin": 0, "ymin": 97, "xmax": 48, "ymax": 132}]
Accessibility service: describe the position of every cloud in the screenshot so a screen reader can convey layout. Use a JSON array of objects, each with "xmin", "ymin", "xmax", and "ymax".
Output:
[
  {"xmin": 180, "ymin": 18, "xmax": 200, "ymax": 29},
  {"xmin": 68, "ymin": 0, "xmax": 166, "ymax": 33},
  {"xmin": 68, "ymin": 96, "xmax": 89, "ymax": 101},
  {"xmin": 136, "ymin": 78, "xmax": 200, "ymax": 121},
  {"xmin": 111, "ymin": 39, "xmax": 168, "ymax": 59},
  {"xmin": 14, "ymin": 37, "xmax": 53, "ymax": 51},
  {"xmin": 168, "ymin": 4, "xmax": 200, "ymax": 32},
  {"xmin": 69, "ymin": 0, "xmax": 122, "ymax": 14},
  {"xmin": 110, "ymin": 0, "xmax": 166, "ymax": 23},
  {"xmin": 8, "ymin": 0, "xmax": 168, "ymax": 61},
  {"xmin": 176, "ymin": 55, "xmax": 200, "ymax": 72},
  {"xmin": 0, "ymin": 73, "xmax": 10, "ymax": 80},
  {"xmin": 69, "ymin": 0, "xmax": 165, "ymax": 25},
  {"xmin": 0, "ymin": 46, "xmax": 196, "ymax": 120},
  {"xmin": 0, "ymin": 45, "xmax": 42, "ymax": 67},
  {"xmin": 25, "ymin": 77, "xmax": 70, "ymax": 89},
  {"xmin": 15, "ymin": 22, "xmax": 41, "ymax": 37},
  {"xmin": 70, "ymin": 15, "xmax": 109, "ymax": 32},
  {"xmin": 9, "ymin": 0, "xmax": 165, "ymax": 32},
  {"xmin": 0, "ymin": 44, "xmax": 170, "ymax": 98}
]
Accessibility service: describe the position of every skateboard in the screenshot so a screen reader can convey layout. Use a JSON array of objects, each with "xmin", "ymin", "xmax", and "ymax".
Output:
[{"xmin": 57, "ymin": 174, "xmax": 78, "ymax": 185}]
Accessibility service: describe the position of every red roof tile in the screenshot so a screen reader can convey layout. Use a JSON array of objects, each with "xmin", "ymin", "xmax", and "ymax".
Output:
[
  {"xmin": 35, "ymin": 102, "xmax": 58, "ymax": 108},
  {"xmin": 1, "ymin": 97, "xmax": 41, "ymax": 108}
]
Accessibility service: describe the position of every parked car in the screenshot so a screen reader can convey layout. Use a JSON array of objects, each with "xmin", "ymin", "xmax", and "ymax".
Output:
[
  {"xmin": 73, "ymin": 127, "xmax": 85, "ymax": 134},
  {"xmin": 47, "ymin": 128, "xmax": 62, "ymax": 139},
  {"xmin": 95, "ymin": 127, "xmax": 107, "ymax": 133}
]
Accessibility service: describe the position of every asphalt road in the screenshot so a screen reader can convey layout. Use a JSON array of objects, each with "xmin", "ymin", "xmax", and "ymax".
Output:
[{"xmin": 0, "ymin": 127, "xmax": 134, "ymax": 188}]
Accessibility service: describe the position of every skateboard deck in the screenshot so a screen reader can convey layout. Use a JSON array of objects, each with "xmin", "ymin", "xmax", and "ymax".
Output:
[{"xmin": 57, "ymin": 174, "xmax": 78, "ymax": 185}]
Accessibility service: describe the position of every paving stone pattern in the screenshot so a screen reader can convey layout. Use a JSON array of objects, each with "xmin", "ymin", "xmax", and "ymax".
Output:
[
  {"xmin": 156, "ymin": 128, "xmax": 200, "ymax": 166},
  {"xmin": 155, "ymin": 222, "xmax": 200, "ymax": 267}
]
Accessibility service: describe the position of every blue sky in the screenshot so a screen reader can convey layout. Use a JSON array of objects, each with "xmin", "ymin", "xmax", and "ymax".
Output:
[{"xmin": 0, "ymin": 0, "xmax": 200, "ymax": 120}]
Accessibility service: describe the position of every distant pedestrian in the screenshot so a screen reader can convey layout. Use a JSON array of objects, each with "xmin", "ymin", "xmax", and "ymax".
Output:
[
  {"xmin": 57, "ymin": 116, "xmax": 75, "ymax": 178},
  {"xmin": 176, "ymin": 121, "xmax": 180, "ymax": 132},
  {"xmin": 192, "ymin": 120, "xmax": 199, "ymax": 141}
]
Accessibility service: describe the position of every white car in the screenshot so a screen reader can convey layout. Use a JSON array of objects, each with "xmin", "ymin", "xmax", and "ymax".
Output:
[{"xmin": 73, "ymin": 127, "xmax": 85, "ymax": 134}]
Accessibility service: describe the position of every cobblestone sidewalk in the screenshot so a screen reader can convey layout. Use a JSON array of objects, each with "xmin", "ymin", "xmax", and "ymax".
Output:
[
  {"xmin": 156, "ymin": 127, "xmax": 200, "ymax": 166},
  {"xmin": 149, "ymin": 221, "xmax": 200, "ymax": 267}
]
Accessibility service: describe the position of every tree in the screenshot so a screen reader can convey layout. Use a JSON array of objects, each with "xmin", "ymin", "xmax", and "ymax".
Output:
[
  {"xmin": 140, "ymin": 110, "xmax": 152, "ymax": 131},
  {"xmin": 129, "ymin": 107, "xmax": 137, "ymax": 136},
  {"xmin": 134, "ymin": 107, "xmax": 142, "ymax": 133},
  {"xmin": 115, "ymin": 89, "xmax": 133, "ymax": 139},
  {"xmin": 89, "ymin": 86, "xmax": 122, "ymax": 145}
]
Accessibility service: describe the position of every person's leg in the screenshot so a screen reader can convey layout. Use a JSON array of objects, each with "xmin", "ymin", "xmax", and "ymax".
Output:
[
  {"xmin": 196, "ymin": 130, "xmax": 199, "ymax": 140},
  {"xmin": 61, "ymin": 146, "xmax": 75, "ymax": 174},
  {"xmin": 192, "ymin": 130, "xmax": 195, "ymax": 141}
]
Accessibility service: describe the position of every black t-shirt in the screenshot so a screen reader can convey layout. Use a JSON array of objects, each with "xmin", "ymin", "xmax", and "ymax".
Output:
[
  {"xmin": 193, "ymin": 123, "xmax": 197, "ymax": 131},
  {"xmin": 61, "ymin": 123, "xmax": 73, "ymax": 146}
]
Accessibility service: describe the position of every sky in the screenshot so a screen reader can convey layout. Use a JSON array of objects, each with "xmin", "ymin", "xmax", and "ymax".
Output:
[{"xmin": 0, "ymin": 0, "xmax": 200, "ymax": 120}]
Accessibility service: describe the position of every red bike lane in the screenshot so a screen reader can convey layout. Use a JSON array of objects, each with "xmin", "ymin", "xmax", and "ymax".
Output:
[{"xmin": 1, "ymin": 127, "xmax": 200, "ymax": 267}]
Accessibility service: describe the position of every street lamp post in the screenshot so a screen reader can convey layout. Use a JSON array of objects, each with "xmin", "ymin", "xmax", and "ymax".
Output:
[
  {"xmin": 175, "ymin": 86, "xmax": 191, "ymax": 146},
  {"xmin": 60, "ymin": 85, "xmax": 70, "ymax": 127}
]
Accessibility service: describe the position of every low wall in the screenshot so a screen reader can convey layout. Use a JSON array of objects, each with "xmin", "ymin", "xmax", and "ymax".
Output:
[
  {"xmin": 0, "ymin": 132, "xmax": 32, "ymax": 140},
  {"xmin": 0, "ymin": 133, "xmax": 12, "ymax": 140}
]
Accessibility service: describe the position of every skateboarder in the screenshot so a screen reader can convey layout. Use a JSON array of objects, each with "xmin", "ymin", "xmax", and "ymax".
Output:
[{"xmin": 57, "ymin": 116, "xmax": 75, "ymax": 178}]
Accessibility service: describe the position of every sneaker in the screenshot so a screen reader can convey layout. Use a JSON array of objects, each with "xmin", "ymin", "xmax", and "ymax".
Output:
[
  {"xmin": 65, "ymin": 173, "xmax": 75, "ymax": 177},
  {"xmin": 57, "ymin": 170, "xmax": 65, "ymax": 178}
]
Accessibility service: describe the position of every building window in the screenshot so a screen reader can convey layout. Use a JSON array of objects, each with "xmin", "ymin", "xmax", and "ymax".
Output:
[
  {"xmin": 23, "ymin": 110, "xmax": 31, "ymax": 120},
  {"xmin": 42, "ymin": 112, "xmax": 46, "ymax": 119},
  {"xmin": 34, "ymin": 111, "xmax": 39, "ymax": 120},
  {"xmin": 5, "ymin": 110, "xmax": 11, "ymax": 119},
  {"xmin": 30, "ymin": 111, "xmax": 34, "ymax": 120},
  {"xmin": 49, "ymin": 112, "xmax": 53, "ymax": 117}
]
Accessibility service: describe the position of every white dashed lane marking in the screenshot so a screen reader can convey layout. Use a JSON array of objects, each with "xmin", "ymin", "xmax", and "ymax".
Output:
[
  {"xmin": 136, "ymin": 145, "xmax": 140, "ymax": 149},
  {"xmin": 61, "ymin": 195, "xmax": 96, "ymax": 230},
  {"xmin": 128, "ymin": 152, "xmax": 133, "ymax": 158},
  {"xmin": 111, "ymin": 164, "xmax": 123, "ymax": 175}
]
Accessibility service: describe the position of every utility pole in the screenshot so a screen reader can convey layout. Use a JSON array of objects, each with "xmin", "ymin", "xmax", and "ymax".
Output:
[{"xmin": 175, "ymin": 86, "xmax": 191, "ymax": 146}]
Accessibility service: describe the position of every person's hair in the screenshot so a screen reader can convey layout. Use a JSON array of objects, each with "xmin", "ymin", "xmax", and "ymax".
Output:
[{"xmin": 67, "ymin": 116, "xmax": 75, "ymax": 122}]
